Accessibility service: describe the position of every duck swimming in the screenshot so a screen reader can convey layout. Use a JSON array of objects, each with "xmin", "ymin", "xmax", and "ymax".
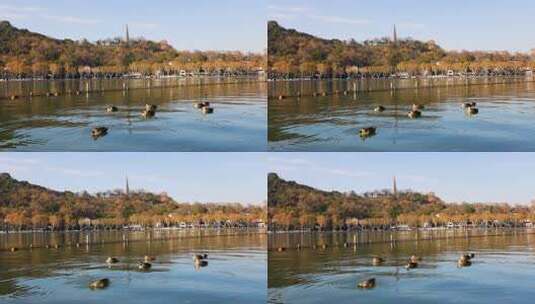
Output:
[
  {"xmin": 145, "ymin": 104, "xmax": 158, "ymax": 111},
  {"xmin": 372, "ymin": 257, "xmax": 384, "ymax": 266},
  {"xmin": 465, "ymin": 107, "xmax": 479, "ymax": 115},
  {"xmin": 412, "ymin": 104, "xmax": 424, "ymax": 111},
  {"xmin": 458, "ymin": 256, "xmax": 472, "ymax": 267},
  {"xmin": 142, "ymin": 109, "xmax": 156, "ymax": 118},
  {"xmin": 138, "ymin": 261, "xmax": 152, "ymax": 270},
  {"xmin": 202, "ymin": 107, "xmax": 214, "ymax": 114},
  {"xmin": 405, "ymin": 262, "xmax": 418, "ymax": 269},
  {"xmin": 408, "ymin": 110, "xmax": 422, "ymax": 119},
  {"xmin": 91, "ymin": 127, "xmax": 108, "ymax": 138},
  {"xmin": 462, "ymin": 102, "xmax": 477, "ymax": 109},
  {"xmin": 409, "ymin": 255, "xmax": 421, "ymax": 263},
  {"xmin": 193, "ymin": 254, "xmax": 208, "ymax": 267},
  {"xmin": 106, "ymin": 257, "xmax": 119, "ymax": 264},
  {"xmin": 89, "ymin": 278, "xmax": 110, "ymax": 289},
  {"xmin": 460, "ymin": 253, "xmax": 475, "ymax": 261},
  {"xmin": 374, "ymin": 106, "xmax": 386, "ymax": 112},
  {"xmin": 194, "ymin": 259, "xmax": 208, "ymax": 267},
  {"xmin": 359, "ymin": 127, "xmax": 377, "ymax": 138},
  {"xmin": 194, "ymin": 102, "xmax": 210, "ymax": 109},
  {"xmin": 193, "ymin": 254, "xmax": 208, "ymax": 261},
  {"xmin": 357, "ymin": 278, "xmax": 376, "ymax": 289},
  {"xmin": 106, "ymin": 106, "xmax": 118, "ymax": 112}
]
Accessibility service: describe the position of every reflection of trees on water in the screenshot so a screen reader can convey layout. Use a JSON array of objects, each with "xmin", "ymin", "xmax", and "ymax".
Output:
[
  {"xmin": 0, "ymin": 232, "xmax": 266, "ymax": 297},
  {"xmin": 0, "ymin": 77, "xmax": 265, "ymax": 99},
  {"xmin": 268, "ymin": 231, "xmax": 533, "ymax": 288},
  {"xmin": 269, "ymin": 79, "xmax": 533, "ymax": 125},
  {"xmin": 0, "ymin": 80, "xmax": 266, "ymax": 150}
]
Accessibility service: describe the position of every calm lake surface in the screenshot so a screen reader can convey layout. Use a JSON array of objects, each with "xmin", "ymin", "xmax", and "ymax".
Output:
[
  {"xmin": 0, "ymin": 77, "xmax": 266, "ymax": 151},
  {"xmin": 269, "ymin": 78, "xmax": 535, "ymax": 151},
  {"xmin": 268, "ymin": 230, "xmax": 535, "ymax": 304},
  {"xmin": 0, "ymin": 230, "xmax": 266, "ymax": 304}
]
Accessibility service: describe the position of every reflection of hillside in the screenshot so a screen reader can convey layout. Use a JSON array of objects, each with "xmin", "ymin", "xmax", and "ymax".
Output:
[
  {"xmin": 0, "ymin": 78, "xmax": 267, "ymax": 101},
  {"xmin": 269, "ymin": 80, "xmax": 534, "ymax": 122},
  {"xmin": 268, "ymin": 80, "xmax": 535, "ymax": 150},
  {"xmin": 0, "ymin": 232, "xmax": 266, "ymax": 297},
  {"xmin": 268, "ymin": 78, "xmax": 535, "ymax": 98},
  {"xmin": 0, "ymin": 80, "xmax": 267, "ymax": 150}
]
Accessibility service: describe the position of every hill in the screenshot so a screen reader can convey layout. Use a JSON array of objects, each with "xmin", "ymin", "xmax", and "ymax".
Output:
[
  {"xmin": 268, "ymin": 173, "xmax": 533, "ymax": 230},
  {"xmin": 0, "ymin": 173, "xmax": 265, "ymax": 231},
  {"xmin": 0, "ymin": 21, "xmax": 265, "ymax": 79},
  {"xmin": 268, "ymin": 21, "xmax": 534, "ymax": 78}
]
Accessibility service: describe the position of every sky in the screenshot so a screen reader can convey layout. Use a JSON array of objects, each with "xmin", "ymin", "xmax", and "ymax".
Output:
[
  {"xmin": 2, "ymin": 152, "xmax": 535, "ymax": 205},
  {"xmin": 268, "ymin": 153, "xmax": 535, "ymax": 205},
  {"xmin": 269, "ymin": 0, "xmax": 535, "ymax": 53},
  {"xmin": 0, "ymin": 0, "xmax": 266, "ymax": 52},
  {"xmin": 0, "ymin": 153, "xmax": 268, "ymax": 205}
]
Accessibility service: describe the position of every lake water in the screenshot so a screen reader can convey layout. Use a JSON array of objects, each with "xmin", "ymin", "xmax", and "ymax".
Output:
[
  {"xmin": 0, "ymin": 78, "xmax": 266, "ymax": 151},
  {"xmin": 268, "ymin": 230, "xmax": 535, "ymax": 304},
  {"xmin": 0, "ymin": 230, "xmax": 266, "ymax": 304},
  {"xmin": 268, "ymin": 78, "xmax": 535, "ymax": 151}
]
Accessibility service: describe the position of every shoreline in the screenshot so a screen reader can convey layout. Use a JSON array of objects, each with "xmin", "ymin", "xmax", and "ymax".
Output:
[
  {"xmin": 1, "ymin": 227, "xmax": 267, "ymax": 252},
  {"xmin": 268, "ymin": 76, "xmax": 535, "ymax": 99},
  {"xmin": 0, "ymin": 74, "xmax": 263, "ymax": 83},
  {"xmin": 0, "ymin": 76, "xmax": 266, "ymax": 101},
  {"xmin": 268, "ymin": 227, "xmax": 535, "ymax": 251}
]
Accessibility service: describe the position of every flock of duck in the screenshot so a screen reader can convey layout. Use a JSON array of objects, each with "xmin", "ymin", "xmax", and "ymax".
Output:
[
  {"xmin": 89, "ymin": 253, "xmax": 209, "ymax": 290},
  {"xmin": 8, "ymin": 91, "xmax": 218, "ymax": 140},
  {"xmin": 357, "ymin": 253, "xmax": 476, "ymax": 289},
  {"xmin": 275, "ymin": 245, "xmax": 476, "ymax": 290},
  {"xmin": 90, "ymin": 101, "xmax": 215, "ymax": 139},
  {"xmin": 359, "ymin": 102, "xmax": 480, "ymax": 139},
  {"xmin": 90, "ymin": 104, "xmax": 158, "ymax": 139}
]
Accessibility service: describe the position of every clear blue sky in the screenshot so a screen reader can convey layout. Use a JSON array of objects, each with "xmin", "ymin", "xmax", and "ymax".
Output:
[
  {"xmin": 269, "ymin": 153, "xmax": 535, "ymax": 205},
  {"xmin": 269, "ymin": 0, "xmax": 535, "ymax": 53},
  {"xmin": 0, "ymin": 0, "xmax": 266, "ymax": 52},
  {"xmin": 0, "ymin": 153, "xmax": 268, "ymax": 205}
]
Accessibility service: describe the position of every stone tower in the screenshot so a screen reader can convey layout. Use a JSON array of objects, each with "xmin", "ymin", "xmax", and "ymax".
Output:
[
  {"xmin": 393, "ymin": 176, "xmax": 397, "ymax": 197},
  {"xmin": 125, "ymin": 24, "xmax": 130, "ymax": 45}
]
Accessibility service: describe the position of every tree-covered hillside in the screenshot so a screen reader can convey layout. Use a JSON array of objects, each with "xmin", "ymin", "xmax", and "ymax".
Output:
[
  {"xmin": 268, "ymin": 173, "xmax": 534, "ymax": 230},
  {"xmin": 0, "ymin": 173, "xmax": 265, "ymax": 231},
  {"xmin": 268, "ymin": 21, "xmax": 535, "ymax": 78},
  {"xmin": 0, "ymin": 21, "xmax": 265, "ymax": 79}
]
